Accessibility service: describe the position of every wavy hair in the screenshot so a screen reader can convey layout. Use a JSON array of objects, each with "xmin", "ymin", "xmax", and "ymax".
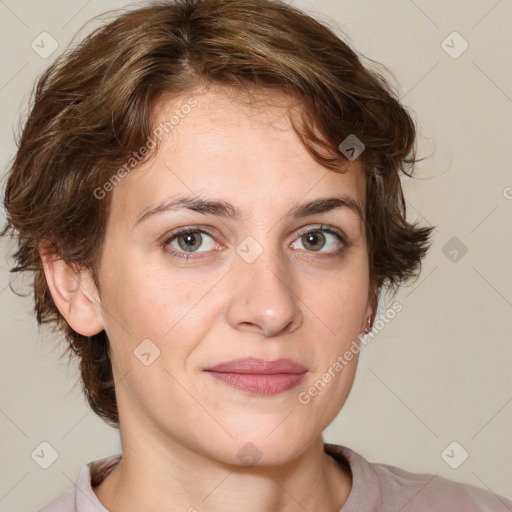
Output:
[{"xmin": 2, "ymin": 0, "xmax": 435, "ymax": 427}]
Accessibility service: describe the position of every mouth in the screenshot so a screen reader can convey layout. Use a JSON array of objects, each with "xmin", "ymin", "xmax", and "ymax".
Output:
[{"xmin": 203, "ymin": 357, "xmax": 308, "ymax": 396}]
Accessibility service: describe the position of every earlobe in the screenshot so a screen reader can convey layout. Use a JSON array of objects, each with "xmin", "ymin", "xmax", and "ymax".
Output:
[
  {"xmin": 39, "ymin": 244, "xmax": 104, "ymax": 336},
  {"xmin": 362, "ymin": 289, "xmax": 378, "ymax": 333}
]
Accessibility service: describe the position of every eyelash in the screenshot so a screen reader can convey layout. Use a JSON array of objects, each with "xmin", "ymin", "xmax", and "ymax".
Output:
[{"xmin": 161, "ymin": 225, "xmax": 349, "ymax": 262}]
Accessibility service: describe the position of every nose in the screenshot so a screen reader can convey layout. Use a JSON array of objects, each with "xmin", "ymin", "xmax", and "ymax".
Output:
[{"xmin": 225, "ymin": 245, "xmax": 303, "ymax": 338}]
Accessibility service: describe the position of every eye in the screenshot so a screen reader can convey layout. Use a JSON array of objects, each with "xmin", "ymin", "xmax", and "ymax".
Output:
[
  {"xmin": 291, "ymin": 225, "xmax": 347, "ymax": 256},
  {"xmin": 162, "ymin": 227, "xmax": 217, "ymax": 261},
  {"xmin": 162, "ymin": 224, "xmax": 348, "ymax": 262}
]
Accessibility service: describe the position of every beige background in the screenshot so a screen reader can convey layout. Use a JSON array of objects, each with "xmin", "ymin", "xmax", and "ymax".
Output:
[{"xmin": 1, "ymin": 0, "xmax": 511, "ymax": 510}]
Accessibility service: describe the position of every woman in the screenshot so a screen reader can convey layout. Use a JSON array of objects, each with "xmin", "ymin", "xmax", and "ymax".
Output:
[{"xmin": 2, "ymin": 0, "xmax": 511, "ymax": 510}]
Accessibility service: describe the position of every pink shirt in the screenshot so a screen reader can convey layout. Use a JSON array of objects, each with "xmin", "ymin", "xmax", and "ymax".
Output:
[{"xmin": 37, "ymin": 443, "xmax": 512, "ymax": 511}]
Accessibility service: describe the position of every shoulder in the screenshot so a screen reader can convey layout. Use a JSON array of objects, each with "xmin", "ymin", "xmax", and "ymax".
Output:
[
  {"xmin": 373, "ymin": 459, "xmax": 512, "ymax": 511},
  {"xmin": 36, "ymin": 489, "xmax": 75, "ymax": 511},
  {"xmin": 324, "ymin": 443, "xmax": 512, "ymax": 512},
  {"xmin": 35, "ymin": 453, "xmax": 121, "ymax": 512}
]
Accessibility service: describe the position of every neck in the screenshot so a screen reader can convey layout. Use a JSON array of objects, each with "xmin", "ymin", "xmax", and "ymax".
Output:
[{"xmin": 93, "ymin": 434, "xmax": 352, "ymax": 512}]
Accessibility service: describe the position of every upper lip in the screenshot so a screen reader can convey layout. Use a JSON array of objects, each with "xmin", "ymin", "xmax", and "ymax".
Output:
[{"xmin": 204, "ymin": 357, "xmax": 308, "ymax": 374}]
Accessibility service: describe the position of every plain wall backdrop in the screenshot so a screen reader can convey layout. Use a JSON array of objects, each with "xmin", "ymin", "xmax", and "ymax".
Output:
[{"xmin": 0, "ymin": 0, "xmax": 511, "ymax": 510}]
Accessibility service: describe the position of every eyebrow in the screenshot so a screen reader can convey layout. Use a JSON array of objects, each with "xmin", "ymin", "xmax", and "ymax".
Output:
[{"xmin": 134, "ymin": 193, "xmax": 364, "ymax": 226}]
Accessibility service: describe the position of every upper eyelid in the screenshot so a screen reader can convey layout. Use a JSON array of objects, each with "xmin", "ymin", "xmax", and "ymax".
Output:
[{"xmin": 296, "ymin": 224, "xmax": 347, "ymax": 240}]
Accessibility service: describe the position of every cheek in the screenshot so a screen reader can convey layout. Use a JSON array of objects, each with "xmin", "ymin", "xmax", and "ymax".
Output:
[
  {"xmin": 299, "ymin": 263, "xmax": 368, "ymax": 413},
  {"xmin": 99, "ymin": 255, "xmax": 221, "ymax": 370},
  {"xmin": 308, "ymin": 265, "xmax": 369, "ymax": 338}
]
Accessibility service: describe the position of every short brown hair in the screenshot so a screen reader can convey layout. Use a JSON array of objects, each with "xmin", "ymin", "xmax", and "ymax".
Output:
[{"xmin": 2, "ymin": 0, "xmax": 434, "ymax": 427}]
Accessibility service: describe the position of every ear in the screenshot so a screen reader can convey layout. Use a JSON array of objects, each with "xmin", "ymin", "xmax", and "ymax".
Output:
[
  {"xmin": 38, "ymin": 242, "xmax": 104, "ymax": 336},
  {"xmin": 361, "ymin": 285, "xmax": 378, "ymax": 334}
]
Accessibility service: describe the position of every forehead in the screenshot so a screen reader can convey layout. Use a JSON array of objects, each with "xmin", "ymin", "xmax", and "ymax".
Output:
[{"xmin": 110, "ymin": 87, "xmax": 366, "ymax": 225}]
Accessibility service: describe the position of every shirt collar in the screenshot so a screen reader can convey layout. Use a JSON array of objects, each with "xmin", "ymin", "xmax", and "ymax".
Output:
[{"xmin": 74, "ymin": 444, "xmax": 380, "ymax": 512}]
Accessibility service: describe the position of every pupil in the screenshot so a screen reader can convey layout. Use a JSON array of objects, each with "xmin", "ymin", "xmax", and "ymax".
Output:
[
  {"xmin": 305, "ymin": 231, "xmax": 324, "ymax": 251},
  {"xmin": 179, "ymin": 232, "xmax": 201, "ymax": 251}
]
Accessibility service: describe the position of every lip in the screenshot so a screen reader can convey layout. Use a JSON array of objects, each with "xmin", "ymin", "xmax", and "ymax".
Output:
[
  {"xmin": 205, "ymin": 357, "xmax": 308, "ymax": 374},
  {"xmin": 204, "ymin": 357, "xmax": 308, "ymax": 395}
]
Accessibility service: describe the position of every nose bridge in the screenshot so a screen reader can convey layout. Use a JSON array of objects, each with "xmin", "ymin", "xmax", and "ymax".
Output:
[
  {"xmin": 243, "ymin": 236, "xmax": 288, "ymax": 289},
  {"xmin": 226, "ymin": 229, "xmax": 303, "ymax": 336}
]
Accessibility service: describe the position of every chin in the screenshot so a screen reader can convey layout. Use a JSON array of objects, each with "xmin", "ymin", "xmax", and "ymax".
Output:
[{"xmin": 215, "ymin": 424, "xmax": 318, "ymax": 468}]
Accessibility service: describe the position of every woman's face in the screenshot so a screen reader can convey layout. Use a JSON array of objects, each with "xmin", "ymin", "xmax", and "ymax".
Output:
[{"xmin": 94, "ymin": 87, "xmax": 374, "ymax": 465}]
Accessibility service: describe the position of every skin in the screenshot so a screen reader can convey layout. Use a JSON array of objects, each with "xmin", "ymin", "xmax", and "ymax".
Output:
[{"xmin": 40, "ymin": 86, "xmax": 376, "ymax": 512}]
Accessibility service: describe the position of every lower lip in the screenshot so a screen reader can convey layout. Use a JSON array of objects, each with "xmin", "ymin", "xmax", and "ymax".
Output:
[{"xmin": 205, "ymin": 371, "xmax": 307, "ymax": 395}]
